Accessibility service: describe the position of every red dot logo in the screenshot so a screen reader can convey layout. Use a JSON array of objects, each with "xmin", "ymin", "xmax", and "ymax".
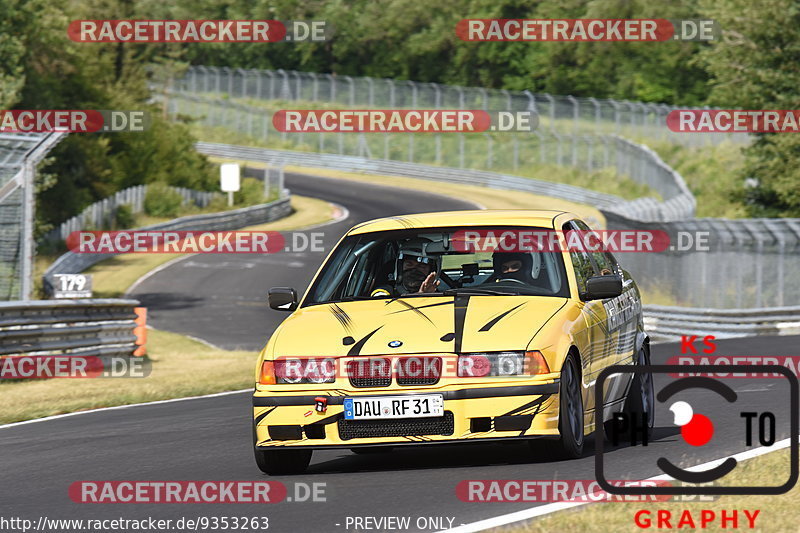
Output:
[{"xmin": 670, "ymin": 401, "xmax": 714, "ymax": 447}]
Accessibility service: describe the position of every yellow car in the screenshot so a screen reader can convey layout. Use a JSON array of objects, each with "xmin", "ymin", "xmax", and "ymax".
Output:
[{"xmin": 253, "ymin": 210, "xmax": 653, "ymax": 474}]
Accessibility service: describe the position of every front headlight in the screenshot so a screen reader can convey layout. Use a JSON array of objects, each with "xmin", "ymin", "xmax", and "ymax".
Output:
[
  {"xmin": 457, "ymin": 351, "xmax": 549, "ymax": 378},
  {"xmin": 269, "ymin": 357, "xmax": 337, "ymax": 384}
]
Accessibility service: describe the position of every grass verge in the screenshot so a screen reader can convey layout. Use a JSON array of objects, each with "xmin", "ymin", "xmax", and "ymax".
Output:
[
  {"xmin": 188, "ymin": 123, "xmax": 657, "ymax": 202},
  {"xmin": 638, "ymin": 139, "xmax": 747, "ymax": 219},
  {"xmin": 514, "ymin": 447, "xmax": 793, "ymax": 532},
  {"xmin": 0, "ymin": 329, "xmax": 254, "ymax": 424}
]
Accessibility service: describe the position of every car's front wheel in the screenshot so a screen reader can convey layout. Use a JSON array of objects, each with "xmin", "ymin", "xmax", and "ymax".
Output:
[
  {"xmin": 536, "ymin": 353, "xmax": 584, "ymax": 459},
  {"xmin": 254, "ymin": 448, "xmax": 312, "ymax": 475},
  {"xmin": 604, "ymin": 344, "xmax": 655, "ymax": 443}
]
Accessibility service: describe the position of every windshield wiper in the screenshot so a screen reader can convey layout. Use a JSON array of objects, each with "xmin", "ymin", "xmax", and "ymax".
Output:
[
  {"xmin": 339, "ymin": 295, "xmax": 377, "ymax": 301},
  {"xmin": 442, "ymin": 288, "xmax": 518, "ymax": 296}
]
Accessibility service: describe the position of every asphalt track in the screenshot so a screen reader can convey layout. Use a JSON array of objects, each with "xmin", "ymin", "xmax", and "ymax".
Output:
[{"xmin": 2, "ymin": 173, "xmax": 798, "ymax": 533}]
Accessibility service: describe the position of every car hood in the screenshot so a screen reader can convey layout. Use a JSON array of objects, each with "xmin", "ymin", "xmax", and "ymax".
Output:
[{"xmin": 271, "ymin": 296, "xmax": 567, "ymax": 356}]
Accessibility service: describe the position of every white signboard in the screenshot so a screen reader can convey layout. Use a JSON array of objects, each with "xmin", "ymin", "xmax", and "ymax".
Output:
[
  {"xmin": 53, "ymin": 274, "xmax": 92, "ymax": 299},
  {"xmin": 220, "ymin": 163, "xmax": 241, "ymax": 192}
]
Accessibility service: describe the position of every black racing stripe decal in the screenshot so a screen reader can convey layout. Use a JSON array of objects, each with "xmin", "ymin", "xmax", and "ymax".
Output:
[
  {"xmin": 308, "ymin": 413, "xmax": 344, "ymax": 426},
  {"xmin": 254, "ymin": 407, "xmax": 277, "ymax": 425},
  {"xmin": 519, "ymin": 399, "xmax": 551, "ymax": 436},
  {"xmin": 388, "ymin": 216, "xmax": 414, "ymax": 229},
  {"xmin": 501, "ymin": 395, "xmax": 552, "ymax": 417},
  {"xmin": 453, "ymin": 295, "xmax": 470, "ymax": 353},
  {"xmin": 347, "ymin": 326, "xmax": 383, "ymax": 356},
  {"xmin": 389, "ymin": 299, "xmax": 434, "ymax": 325},
  {"xmin": 479, "ymin": 303, "xmax": 525, "ymax": 332},
  {"xmin": 329, "ymin": 303, "xmax": 353, "ymax": 332}
]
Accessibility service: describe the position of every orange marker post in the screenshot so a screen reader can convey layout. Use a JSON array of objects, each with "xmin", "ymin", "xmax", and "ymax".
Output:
[{"xmin": 133, "ymin": 307, "xmax": 147, "ymax": 356}]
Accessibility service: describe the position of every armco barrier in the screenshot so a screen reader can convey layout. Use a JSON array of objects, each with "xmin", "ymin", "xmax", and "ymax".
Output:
[
  {"xmin": 43, "ymin": 196, "xmax": 292, "ymax": 286},
  {"xmin": 195, "ymin": 141, "xmax": 695, "ymax": 222},
  {"xmin": 0, "ymin": 299, "xmax": 140, "ymax": 357},
  {"xmin": 42, "ymin": 184, "xmax": 222, "ymax": 244},
  {"xmin": 643, "ymin": 305, "xmax": 800, "ymax": 343}
]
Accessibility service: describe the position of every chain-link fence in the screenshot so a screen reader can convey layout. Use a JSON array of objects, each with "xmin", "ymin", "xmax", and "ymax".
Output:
[
  {"xmin": 159, "ymin": 66, "xmax": 798, "ymax": 309},
  {"xmin": 175, "ymin": 66, "xmax": 750, "ymax": 147},
  {"xmin": 604, "ymin": 213, "xmax": 800, "ymax": 309},
  {"xmin": 168, "ymin": 92, "xmax": 695, "ymax": 222},
  {"xmin": 0, "ymin": 132, "xmax": 66, "ymax": 300},
  {"xmin": 42, "ymin": 164, "xmax": 288, "ymax": 244},
  {"xmin": 42, "ymin": 185, "xmax": 219, "ymax": 243}
]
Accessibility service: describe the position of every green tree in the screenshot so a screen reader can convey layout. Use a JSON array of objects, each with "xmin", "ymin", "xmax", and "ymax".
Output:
[{"xmin": 699, "ymin": 0, "xmax": 800, "ymax": 216}]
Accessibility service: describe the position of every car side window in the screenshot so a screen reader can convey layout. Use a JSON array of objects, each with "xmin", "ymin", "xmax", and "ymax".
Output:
[
  {"xmin": 571, "ymin": 219, "xmax": 614, "ymax": 276},
  {"xmin": 563, "ymin": 222, "xmax": 594, "ymax": 297}
]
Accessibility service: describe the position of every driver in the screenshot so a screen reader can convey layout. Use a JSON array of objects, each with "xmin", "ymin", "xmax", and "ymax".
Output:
[
  {"xmin": 491, "ymin": 252, "xmax": 539, "ymax": 285},
  {"xmin": 371, "ymin": 238, "xmax": 440, "ymax": 297}
]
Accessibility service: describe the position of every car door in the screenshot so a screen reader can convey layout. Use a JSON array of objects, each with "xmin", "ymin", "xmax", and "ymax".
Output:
[{"xmin": 570, "ymin": 219, "xmax": 639, "ymax": 410}]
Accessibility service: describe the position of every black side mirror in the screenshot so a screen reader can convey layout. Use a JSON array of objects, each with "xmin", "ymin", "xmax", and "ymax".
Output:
[
  {"xmin": 584, "ymin": 275, "xmax": 623, "ymax": 301},
  {"xmin": 268, "ymin": 287, "xmax": 298, "ymax": 311}
]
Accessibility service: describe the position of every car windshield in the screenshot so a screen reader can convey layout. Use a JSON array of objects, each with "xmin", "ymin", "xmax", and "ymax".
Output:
[{"xmin": 303, "ymin": 226, "xmax": 569, "ymax": 305}]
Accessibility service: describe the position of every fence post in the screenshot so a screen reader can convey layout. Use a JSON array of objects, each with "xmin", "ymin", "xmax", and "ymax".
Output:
[
  {"xmin": 566, "ymin": 95, "xmax": 579, "ymax": 132},
  {"xmin": 325, "ymin": 74, "xmax": 336, "ymax": 101},
  {"xmin": 344, "ymin": 75, "xmax": 355, "ymax": 105},
  {"xmin": 542, "ymin": 93, "xmax": 555, "ymax": 132},
  {"xmin": 387, "ymin": 79, "xmax": 396, "ymax": 107}
]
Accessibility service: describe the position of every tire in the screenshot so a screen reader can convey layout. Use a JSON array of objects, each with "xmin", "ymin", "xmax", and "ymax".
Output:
[
  {"xmin": 254, "ymin": 448, "xmax": 312, "ymax": 475},
  {"xmin": 607, "ymin": 345, "xmax": 655, "ymax": 443},
  {"xmin": 351, "ymin": 446, "xmax": 392, "ymax": 455},
  {"xmin": 535, "ymin": 354, "xmax": 584, "ymax": 459}
]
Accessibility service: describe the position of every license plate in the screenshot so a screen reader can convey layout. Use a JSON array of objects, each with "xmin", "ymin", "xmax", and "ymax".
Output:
[{"xmin": 343, "ymin": 395, "xmax": 444, "ymax": 420}]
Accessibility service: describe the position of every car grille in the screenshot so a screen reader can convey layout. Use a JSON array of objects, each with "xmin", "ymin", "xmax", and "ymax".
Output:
[
  {"xmin": 338, "ymin": 412, "xmax": 455, "ymax": 440},
  {"xmin": 396, "ymin": 357, "xmax": 441, "ymax": 386},
  {"xmin": 347, "ymin": 358, "xmax": 391, "ymax": 388}
]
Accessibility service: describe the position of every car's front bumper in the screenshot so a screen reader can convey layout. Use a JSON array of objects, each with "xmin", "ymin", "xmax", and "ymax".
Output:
[{"xmin": 253, "ymin": 383, "xmax": 560, "ymax": 449}]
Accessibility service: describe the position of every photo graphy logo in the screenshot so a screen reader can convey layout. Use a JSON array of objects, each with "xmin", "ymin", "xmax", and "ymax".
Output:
[{"xmin": 594, "ymin": 364, "xmax": 798, "ymax": 496}]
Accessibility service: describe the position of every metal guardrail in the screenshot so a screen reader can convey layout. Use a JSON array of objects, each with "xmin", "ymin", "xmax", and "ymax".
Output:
[
  {"xmin": 43, "ymin": 197, "xmax": 293, "ymax": 284},
  {"xmin": 42, "ymin": 184, "xmax": 222, "ymax": 244},
  {"xmin": 195, "ymin": 141, "xmax": 695, "ymax": 223},
  {"xmin": 0, "ymin": 299, "xmax": 140, "ymax": 356},
  {"xmin": 174, "ymin": 93, "xmax": 696, "ymax": 222},
  {"xmin": 644, "ymin": 305, "xmax": 800, "ymax": 343}
]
